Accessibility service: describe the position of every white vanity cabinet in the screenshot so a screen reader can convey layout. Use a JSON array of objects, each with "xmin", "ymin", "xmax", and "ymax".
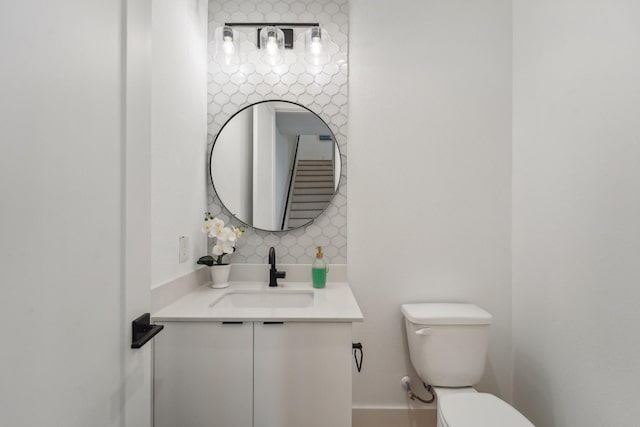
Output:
[
  {"xmin": 153, "ymin": 321, "xmax": 352, "ymax": 427},
  {"xmin": 153, "ymin": 321, "xmax": 253, "ymax": 427},
  {"xmin": 151, "ymin": 279, "xmax": 363, "ymax": 427},
  {"xmin": 253, "ymin": 322, "xmax": 352, "ymax": 427}
]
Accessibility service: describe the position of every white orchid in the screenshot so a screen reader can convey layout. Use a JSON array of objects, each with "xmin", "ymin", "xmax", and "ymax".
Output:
[
  {"xmin": 197, "ymin": 213, "xmax": 245, "ymax": 265},
  {"xmin": 212, "ymin": 241, "xmax": 235, "ymax": 256},
  {"xmin": 203, "ymin": 216, "xmax": 225, "ymax": 238},
  {"xmin": 210, "ymin": 218, "xmax": 225, "ymax": 236},
  {"xmin": 202, "ymin": 220, "xmax": 215, "ymax": 235},
  {"xmin": 216, "ymin": 226, "xmax": 237, "ymax": 242}
]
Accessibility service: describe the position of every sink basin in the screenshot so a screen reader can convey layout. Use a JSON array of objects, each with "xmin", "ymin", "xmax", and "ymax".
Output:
[{"xmin": 211, "ymin": 289, "xmax": 314, "ymax": 309}]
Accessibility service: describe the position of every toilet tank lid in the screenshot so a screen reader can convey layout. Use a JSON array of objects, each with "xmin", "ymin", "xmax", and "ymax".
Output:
[
  {"xmin": 439, "ymin": 393, "xmax": 534, "ymax": 427},
  {"xmin": 401, "ymin": 303, "xmax": 492, "ymax": 325}
]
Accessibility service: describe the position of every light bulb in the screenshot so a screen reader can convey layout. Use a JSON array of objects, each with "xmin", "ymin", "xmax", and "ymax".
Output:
[
  {"xmin": 306, "ymin": 27, "xmax": 325, "ymax": 66},
  {"xmin": 266, "ymin": 36, "xmax": 278, "ymax": 54},
  {"xmin": 222, "ymin": 37, "xmax": 234, "ymax": 55},
  {"xmin": 220, "ymin": 26, "xmax": 236, "ymax": 62},
  {"xmin": 310, "ymin": 37, "xmax": 322, "ymax": 55}
]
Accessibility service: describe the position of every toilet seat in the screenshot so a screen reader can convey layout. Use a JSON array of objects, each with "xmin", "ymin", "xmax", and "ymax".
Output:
[{"xmin": 438, "ymin": 393, "xmax": 534, "ymax": 427}]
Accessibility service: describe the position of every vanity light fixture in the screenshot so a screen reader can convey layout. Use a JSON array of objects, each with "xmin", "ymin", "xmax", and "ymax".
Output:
[
  {"xmin": 308, "ymin": 27, "xmax": 322, "ymax": 55},
  {"xmin": 214, "ymin": 25, "xmax": 239, "ymax": 65},
  {"xmin": 222, "ymin": 26, "xmax": 235, "ymax": 55},
  {"xmin": 259, "ymin": 26, "xmax": 285, "ymax": 65},
  {"xmin": 259, "ymin": 26, "xmax": 285, "ymax": 52},
  {"xmin": 221, "ymin": 22, "xmax": 324, "ymax": 66},
  {"xmin": 305, "ymin": 26, "xmax": 328, "ymax": 66}
]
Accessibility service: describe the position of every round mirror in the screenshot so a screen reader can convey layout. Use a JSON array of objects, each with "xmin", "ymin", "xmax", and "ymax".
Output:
[{"xmin": 210, "ymin": 100, "xmax": 341, "ymax": 232}]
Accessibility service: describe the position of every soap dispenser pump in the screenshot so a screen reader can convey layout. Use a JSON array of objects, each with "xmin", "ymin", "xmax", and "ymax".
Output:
[{"xmin": 312, "ymin": 246, "xmax": 327, "ymax": 289}]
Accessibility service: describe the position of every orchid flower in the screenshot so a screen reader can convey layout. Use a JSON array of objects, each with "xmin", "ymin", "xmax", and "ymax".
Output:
[{"xmin": 197, "ymin": 213, "xmax": 245, "ymax": 265}]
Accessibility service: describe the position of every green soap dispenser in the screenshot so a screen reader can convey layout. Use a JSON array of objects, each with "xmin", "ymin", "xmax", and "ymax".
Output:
[{"xmin": 312, "ymin": 246, "xmax": 328, "ymax": 289}]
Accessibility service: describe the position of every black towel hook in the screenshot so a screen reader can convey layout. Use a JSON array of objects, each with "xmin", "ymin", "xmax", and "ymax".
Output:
[{"xmin": 352, "ymin": 342, "xmax": 363, "ymax": 372}]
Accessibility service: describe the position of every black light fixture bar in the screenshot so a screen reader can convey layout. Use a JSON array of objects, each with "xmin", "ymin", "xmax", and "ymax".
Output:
[{"xmin": 225, "ymin": 22, "xmax": 320, "ymax": 27}]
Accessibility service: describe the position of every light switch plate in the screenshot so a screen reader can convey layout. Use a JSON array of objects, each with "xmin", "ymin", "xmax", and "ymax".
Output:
[{"xmin": 179, "ymin": 235, "xmax": 189, "ymax": 263}]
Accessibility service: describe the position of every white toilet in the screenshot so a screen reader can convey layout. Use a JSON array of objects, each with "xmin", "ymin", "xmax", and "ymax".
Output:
[{"xmin": 401, "ymin": 303, "xmax": 534, "ymax": 427}]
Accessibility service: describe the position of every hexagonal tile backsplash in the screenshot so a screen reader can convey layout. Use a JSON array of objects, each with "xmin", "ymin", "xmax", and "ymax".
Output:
[{"xmin": 207, "ymin": 0, "xmax": 348, "ymax": 264}]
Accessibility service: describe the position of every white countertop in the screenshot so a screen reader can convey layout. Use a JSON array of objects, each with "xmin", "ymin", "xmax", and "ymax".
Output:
[{"xmin": 152, "ymin": 281, "xmax": 364, "ymax": 323}]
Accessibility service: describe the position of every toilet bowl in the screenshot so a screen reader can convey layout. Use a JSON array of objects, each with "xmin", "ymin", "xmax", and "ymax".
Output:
[
  {"xmin": 437, "ymin": 391, "xmax": 533, "ymax": 427},
  {"xmin": 401, "ymin": 303, "xmax": 534, "ymax": 427}
]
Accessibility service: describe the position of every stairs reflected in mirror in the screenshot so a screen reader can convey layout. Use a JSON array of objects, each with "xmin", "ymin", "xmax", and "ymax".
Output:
[{"xmin": 287, "ymin": 160, "xmax": 334, "ymax": 229}]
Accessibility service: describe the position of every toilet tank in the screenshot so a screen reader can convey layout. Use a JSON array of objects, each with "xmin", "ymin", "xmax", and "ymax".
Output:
[{"xmin": 401, "ymin": 303, "xmax": 492, "ymax": 387}]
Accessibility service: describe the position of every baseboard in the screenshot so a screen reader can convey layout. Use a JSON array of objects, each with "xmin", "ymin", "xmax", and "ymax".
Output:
[{"xmin": 352, "ymin": 407, "xmax": 437, "ymax": 427}]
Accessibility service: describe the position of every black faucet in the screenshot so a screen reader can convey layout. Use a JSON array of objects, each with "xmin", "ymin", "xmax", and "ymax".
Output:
[{"xmin": 268, "ymin": 247, "xmax": 286, "ymax": 287}]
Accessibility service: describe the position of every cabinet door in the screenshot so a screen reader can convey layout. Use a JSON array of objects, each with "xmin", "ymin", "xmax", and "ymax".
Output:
[
  {"xmin": 154, "ymin": 322, "xmax": 253, "ymax": 427},
  {"xmin": 254, "ymin": 322, "xmax": 352, "ymax": 427}
]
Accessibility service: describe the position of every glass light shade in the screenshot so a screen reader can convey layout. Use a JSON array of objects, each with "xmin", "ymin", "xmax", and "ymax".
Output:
[
  {"xmin": 259, "ymin": 27, "xmax": 285, "ymax": 65},
  {"xmin": 308, "ymin": 27, "xmax": 322, "ymax": 54},
  {"xmin": 305, "ymin": 27, "xmax": 329, "ymax": 67},
  {"xmin": 260, "ymin": 27, "xmax": 284, "ymax": 53},
  {"xmin": 223, "ymin": 26, "xmax": 234, "ymax": 52},
  {"xmin": 215, "ymin": 26, "xmax": 239, "ymax": 65}
]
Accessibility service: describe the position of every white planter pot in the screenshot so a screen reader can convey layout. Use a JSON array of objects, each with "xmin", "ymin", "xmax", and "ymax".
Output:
[{"xmin": 209, "ymin": 264, "xmax": 231, "ymax": 289}]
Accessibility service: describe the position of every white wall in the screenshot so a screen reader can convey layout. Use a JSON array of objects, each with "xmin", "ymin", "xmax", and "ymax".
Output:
[
  {"xmin": 349, "ymin": 0, "xmax": 512, "ymax": 410},
  {"xmin": 211, "ymin": 108, "xmax": 253, "ymax": 223},
  {"xmin": 512, "ymin": 1, "xmax": 640, "ymax": 426},
  {"xmin": 252, "ymin": 102, "xmax": 278, "ymax": 230},
  {"xmin": 298, "ymin": 135, "xmax": 334, "ymax": 160},
  {"xmin": 151, "ymin": 0, "xmax": 208, "ymax": 287}
]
